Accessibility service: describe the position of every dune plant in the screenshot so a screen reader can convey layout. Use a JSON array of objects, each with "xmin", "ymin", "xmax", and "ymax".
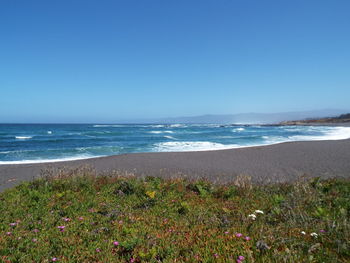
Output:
[{"xmin": 0, "ymin": 168, "xmax": 349, "ymax": 262}]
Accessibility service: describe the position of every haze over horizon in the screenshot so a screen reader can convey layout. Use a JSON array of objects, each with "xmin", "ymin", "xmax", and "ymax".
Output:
[
  {"xmin": 1, "ymin": 0, "xmax": 350, "ymax": 123},
  {"xmin": 0, "ymin": 109, "xmax": 349, "ymax": 124}
]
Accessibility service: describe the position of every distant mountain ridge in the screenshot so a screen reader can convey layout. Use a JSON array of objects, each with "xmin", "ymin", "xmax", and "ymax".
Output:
[{"xmin": 152, "ymin": 109, "xmax": 348, "ymax": 124}]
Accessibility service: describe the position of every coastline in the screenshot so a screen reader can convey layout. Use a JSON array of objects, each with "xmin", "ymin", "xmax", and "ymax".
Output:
[
  {"xmin": 277, "ymin": 122, "xmax": 350, "ymax": 127},
  {"xmin": 1, "ymin": 138, "xmax": 350, "ymax": 192}
]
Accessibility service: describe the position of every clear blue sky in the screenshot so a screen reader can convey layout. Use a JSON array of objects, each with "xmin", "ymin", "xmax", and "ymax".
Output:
[{"xmin": 1, "ymin": 0, "xmax": 349, "ymax": 123}]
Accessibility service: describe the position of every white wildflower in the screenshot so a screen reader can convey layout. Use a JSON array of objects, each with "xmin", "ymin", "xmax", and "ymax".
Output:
[
  {"xmin": 248, "ymin": 214, "xmax": 257, "ymax": 220},
  {"xmin": 310, "ymin": 232, "xmax": 318, "ymax": 237},
  {"xmin": 300, "ymin": 231, "xmax": 306, "ymax": 235},
  {"xmin": 255, "ymin": 210, "xmax": 264, "ymax": 214}
]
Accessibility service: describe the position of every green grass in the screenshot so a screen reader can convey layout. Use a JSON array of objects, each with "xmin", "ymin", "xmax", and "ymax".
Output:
[{"xmin": 0, "ymin": 168, "xmax": 349, "ymax": 262}]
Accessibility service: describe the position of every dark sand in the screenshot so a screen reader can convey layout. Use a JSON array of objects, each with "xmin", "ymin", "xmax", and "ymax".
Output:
[{"xmin": 1, "ymin": 139, "xmax": 350, "ymax": 191}]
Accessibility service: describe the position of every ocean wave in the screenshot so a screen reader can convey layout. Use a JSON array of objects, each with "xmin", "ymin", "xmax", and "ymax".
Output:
[
  {"xmin": 15, "ymin": 136, "xmax": 32, "ymax": 140},
  {"xmin": 154, "ymin": 141, "xmax": 238, "ymax": 152},
  {"xmin": 261, "ymin": 136, "xmax": 288, "ymax": 145},
  {"xmin": 75, "ymin": 146, "xmax": 123, "ymax": 153},
  {"xmin": 261, "ymin": 127, "xmax": 350, "ymax": 144},
  {"xmin": 164, "ymin": 135, "xmax": 176, "ymax": 140},
  {"xmin": 170, "ymin": 124, "xmax": 186, "ymax": 128},
  {"xmin": 0, "ymin": 149, "xmax": 41, "ymax": 155},
  {"xmin": 47, "ymin": 131, "xmax": 52, "ymax": 134},
  {"xmin": 93, "ymin": 124, "xmax": 124, "ymax": 127},
  {"xmin": 289, "ymin": 127, "xmax": 350, "ymax": 141},
  {"xmin": 0, "ymin": 155, "xmax": 100, "ymax": 165},
  {"xmin": 232, "ymin": 128, "xmax": 245, "ymax": 132},
  {"xmin": 84, "ymin": 131, "xmax": 114, "ymax": 135},
  {"xmin": 216, "ymin": 136, "xmax": 235, "ymax": 139},
  {"xmin": 149, "ymin": 130, "xmax": 174, "ymax": 134}
]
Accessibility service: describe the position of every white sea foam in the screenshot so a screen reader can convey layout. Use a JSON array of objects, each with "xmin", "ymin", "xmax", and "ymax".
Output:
[
  {"xmin": 15, "ymin": 136, "xmax": 32, "ymax": 140},
  {"xmin": 76, "ymin": 145, "xmax": 122, "ymax": 152},
  {"xmin": 289, "ymin": 126, "xmax": 350, "ymax": 141},
  {"xmin": 0, "ymin": 155, "xmax": 100, "ymax": 165},
  {"xmin": 170, "ymin": 124, "xmax": 186, "ymax": 128},
  {"xmin": 154, "ymin": 141, "xmax": 239, "ymax": 152},
  {"xmin": 232, "ymin": 127, "xmax": 245, "ymax": 132},
  {"xmin": 261, "ymin": 136, "xmax": 288, "ymax": 145},
  {"xmin": 47, "ymin": 131, "xmax": 52, "ymax": 134},
  {"xmin": 149, "ymin": 130, "xmax": 174, "ymax": 134},
  {"xmin": 262, "ymin": 127, "xmax": 350, "ymax": 144},
  {"xmin": 164, "ymin": 135, "xmax": 176, "ymax": 140}
]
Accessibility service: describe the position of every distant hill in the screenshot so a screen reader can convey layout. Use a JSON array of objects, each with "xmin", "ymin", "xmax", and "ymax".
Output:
[
  {"xmin": 280, "ymin": 113, "xmax": 350, "ymax": 125},
  {"xmin": 151, "ymin": 109, "xmax": 348, "ymax": 124}
]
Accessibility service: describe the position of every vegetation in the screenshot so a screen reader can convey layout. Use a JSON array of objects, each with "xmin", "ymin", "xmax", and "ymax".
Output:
[
  {"xmin": 280, "ymin": 113, "xmax": 350, "ymax": 125},
  {"xmin": 0, "ymin": 168, "xmax": 349, "ymax": 262},
  {"xmin": 338, "ymin": 113, "xmax": 350, "ymax": 120}
]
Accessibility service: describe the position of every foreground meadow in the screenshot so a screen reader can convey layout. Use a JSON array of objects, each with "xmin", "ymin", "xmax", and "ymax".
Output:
[{"xmin": 0, "ymin": 168, "xmax": 349, "ymax": 262}]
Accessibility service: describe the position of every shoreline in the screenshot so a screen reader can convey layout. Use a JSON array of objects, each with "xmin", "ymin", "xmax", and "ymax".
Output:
[
  {"xmin": 0, "ymin": 136, "xmax": 348, "ymax": 166},
  {"xmin": 2, "ymin": 122, "xmax": 350, "ymax": 166},
  {"xmin": 1, "ymin": 138, "xmax": 350, "ymax": 192}
]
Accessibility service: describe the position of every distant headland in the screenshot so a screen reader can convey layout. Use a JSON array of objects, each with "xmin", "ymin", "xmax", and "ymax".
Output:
[{"xmin": 279, "ymin": 113, "xmax": 350, "ymax": 126}]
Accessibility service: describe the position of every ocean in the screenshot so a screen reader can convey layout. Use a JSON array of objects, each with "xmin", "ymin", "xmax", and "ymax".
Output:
[{"xmin": 0, "ymin": 123, "xmax": 350, "ymax": 164}]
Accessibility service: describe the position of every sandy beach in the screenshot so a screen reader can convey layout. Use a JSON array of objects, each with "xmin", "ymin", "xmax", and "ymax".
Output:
[{"xmin": 1, "ymin": 138, "xmax": 350, "ymax": 192}]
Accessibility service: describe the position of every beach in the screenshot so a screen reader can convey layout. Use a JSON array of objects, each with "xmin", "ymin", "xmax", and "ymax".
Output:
[{"xmin": 1, "ymin": 138, "xmax": 350, "ymax": 192}]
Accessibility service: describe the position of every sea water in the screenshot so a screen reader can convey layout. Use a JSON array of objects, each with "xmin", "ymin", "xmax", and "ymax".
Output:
[{"xmin": 0, "ymin": 124, "xmax": 350, "ymax": 164}]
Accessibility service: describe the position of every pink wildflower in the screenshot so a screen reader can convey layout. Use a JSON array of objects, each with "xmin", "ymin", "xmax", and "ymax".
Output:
[
  {"xmin": 235, "ymin": 233, "xmax": 243, "ymax": 238},
  {"xmin": 224, "ymin": 231, "xmax": 229, "ymax": 234},
  {"xmin": 9, "ymin": 223, "xmax": 17, "ymax": 227},
  {"xmin": 63, "ymin": 217, "xmax": 71, "ymax": 222},
  {"xmin": 52, "ymin": 258, "xmax": 58, "ymax": 262},
  {"xmin": 78, "ymin": 217, "xmax": 84, "ymax": 221},
  {"xmin": 113, "ymin": 241, "xmax": 119, "ymax": 246},
  {"xmin": 320, "ymin": 229, "xmax": 326, "ymax": 233},
  {"xmin": 32, "ymin": 238, "xmax": 38, "ymax": 242},
  {"xmin": 33, "ymin": 229, "xmax": 39, "ymax": 233},
  {"xmin": 238, "ymin": 255, "xmax": 245, "ymax": 260},
  {"xmin": 130, "ymin": 258, "xmax": 136, "ymax": 263},
  {"xmin": 96, "ymin": 248, "xmax": 101, "ymax": 252},
  {"xmin": 214, "ymin": 253, "xmax": 219, "ymax": 258},
  {"xmin": 244, "ymin": 236, "xmax": 251, "ymax": 241},
  {"xmin": 6, "ymin": 232, "xmax": 11, "ymax": 236},
  {"xmin": 57, "ymin": 226, "xmax": 65, "ymax": 232}
]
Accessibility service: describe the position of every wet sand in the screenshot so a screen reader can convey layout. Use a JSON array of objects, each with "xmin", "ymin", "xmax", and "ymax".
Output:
[{"xmin": 1, "ymin": 139, "xmax": 350, "ymax": 191}]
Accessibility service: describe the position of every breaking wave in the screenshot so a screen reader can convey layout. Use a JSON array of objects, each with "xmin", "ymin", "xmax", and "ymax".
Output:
[
  {"xmin": 15, "ymin": 136, "xmax": 32, "ymax": 140},
  {"xmin": 154, "ymin": 141, "xmax": 238, "ymax": 152}
]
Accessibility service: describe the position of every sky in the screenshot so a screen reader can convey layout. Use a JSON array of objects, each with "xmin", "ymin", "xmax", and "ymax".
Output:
[{"xmin": 0, "ymin": 0, "xmax": 350, "ymax": 123}]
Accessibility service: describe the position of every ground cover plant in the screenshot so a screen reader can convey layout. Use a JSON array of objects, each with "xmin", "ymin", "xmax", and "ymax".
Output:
[{"xmin": 0, "ymin": 168, "xmax": 349, "ymax": 262}]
